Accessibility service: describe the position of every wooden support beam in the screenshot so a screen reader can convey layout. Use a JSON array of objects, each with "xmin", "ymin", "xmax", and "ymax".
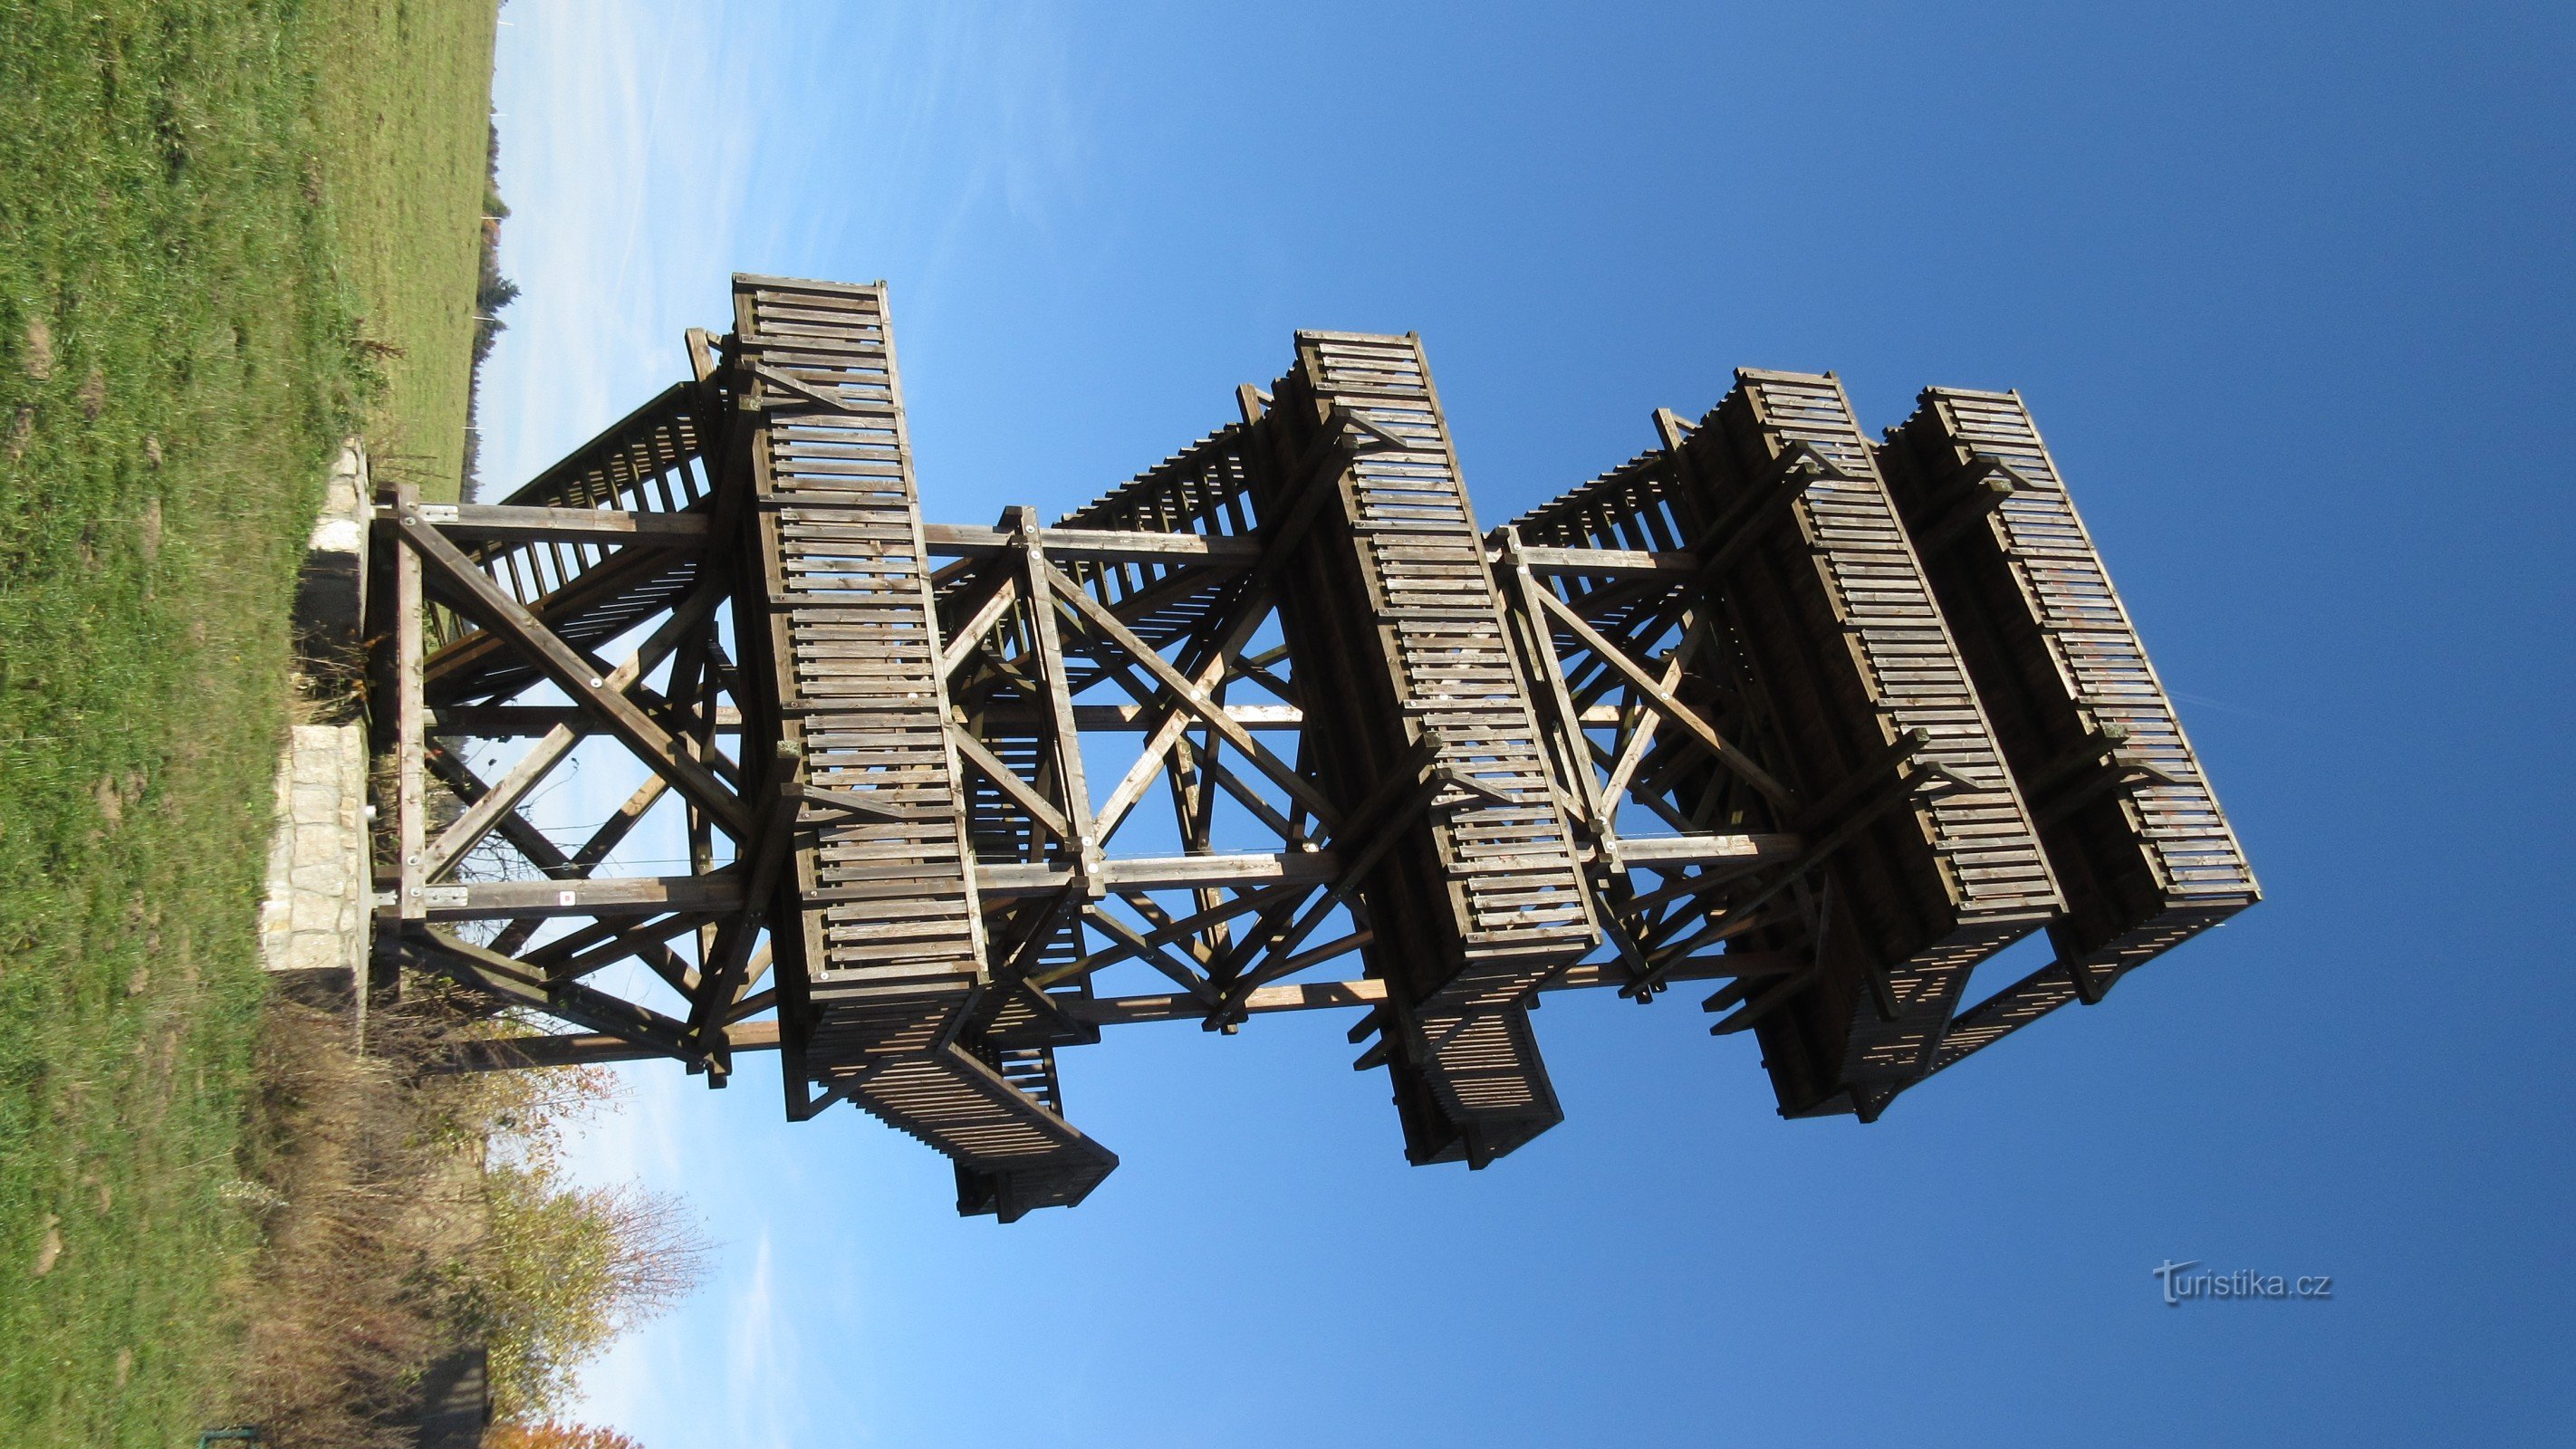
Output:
[
  {"xmin": 967, "ymin": 703, "xmax": 1305, "ymax": 732},
  {"xmin": 1027, "ymin": 884, "xmax": 1304, "ymax": 990},
  {"xmin": 1072, "ymin": 947, "xmax": 1794, "ymax": 1027},
  {"xmin": 1019, "ymin": 514, "xmax": 1102, "ymax": 885},
  {"xmin": 428, "ymin": 946, "xmax": 1801, "ymax": 1066},
  {"xmin": 1081, "ymin": 906, "xmax": 1220, "ymax": 1003},
  {"xmin": 750, "ymin": 361, "xmax": 886, "ymax": 416},
  {"xmin": 945, "ymin": 725, "xmax": 1074, "ymax": 840},
  {"xmin": 1086, "ymin": 583, "xmax": 1278, "ymax": 842},
  {"xmin": 1203, "ymin": 751, "xmax": 1451, "ymax": 1027},
  {"xmin": 437, "ymin": 1018, "xmax": 778, "ymax": 1072},
  {"xmin": 1162, "ymin": 728, "xmax": 1236, "ymax": 965},
  {"xmin": 490, "ymin": 773, "xmax": 673, "ymax": 958},
  {"xmin": 783, "ymin": 780, "xmax": 930, "ymax": 828},
  {"xmin": 1514, "ymin": 545, "xmax": 1697, "ymax": 579},
  {"xmin": 545, "ymin": 912, "xmax": 715, "ymax": 987},
  {"xmin": 921, "ymin": 523, "xmax": 1263, "ymax": 565},
  {"xmin": 408, "ymin": 873, "xmax": 745, "ymax": 921},
  {"xmin": 971, "ymin": 850, "xmax": 1341, "ymax": 899},
  {"xmin": 1498, "ymin": 527, "xmax": 1607, "ymax": 837},
  {"xmin": 392, "ymin": 505, "xmax": 755, "ymax": 838},
  {"xmin": 403, "ymin": 930, "xmax": 706, "ymax": 1061},
  {"xmin": 1909, "ymin": 472, "xmax": 2018, "ymax": 555},
  {"xmin": 418, "ymin": 577, "xmax": 726, "ymax": 881},
  {"xmin": 1691, "ymin": 439, "xmax": 1844, "ymax": 586},
  {"xmin": 428, "ymin": 705, "xmax": 744, "ymax": 736},
  {"xmin": 422, "ymin": 746, "xmax": 574, "ymax": 881},
  {"xmin": 689, "ymin": 753, "xmax": 801, "ymax": 1066},
  {"xmin": 398, "ymin": 503, "xmax": 711, "ymax": 549},
  {"xmin": 1531, "ymin": 582, "xmax": 1796, "ymax": 811},
  {"xmin": 1605, "ymin": 832, "xmax": 1802, "ymax": 868},
  {"xmin": 1594, "ymin": 613, "xmax": 1719, "ymax": 821},
  {"xmin": 1187, "ymin": 747, "xmax": 1307, "ymax": 845},
  {"xmin": 1706, "ymin": 958, "xmax": 1827, "ymax": 1036},
  {"xmin": 394, "ymin": 481, "xmax": 427, "ymax": 921},
  {"xmin": 1048, "ymin": 559, "xmax": 1341, "ymax": 828},
  {"xmin": 938, "ymin": 572, "xmax": 1020, "ymax": 676},
  {"xmin": 1621, "ymin": 736, "xmax": 1944, "ymax": 998}
]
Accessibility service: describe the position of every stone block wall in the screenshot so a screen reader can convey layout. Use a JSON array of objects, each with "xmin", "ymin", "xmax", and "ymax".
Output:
[
  {"xmin": 293, "ymin": 440, "xmax": 370, "ymax": 671},
  {"xmin": 258, "ymin": 723, "xmax": 372, "ymax": 987},
  {"xmin": 261, "ymin": 438, "xmax": 377, "ymax": 995}
]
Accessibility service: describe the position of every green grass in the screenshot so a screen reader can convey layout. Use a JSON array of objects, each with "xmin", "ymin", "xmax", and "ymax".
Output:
[{"xmin": 0, "ymin": 0, "xmax": 496, "ymax": 1441}]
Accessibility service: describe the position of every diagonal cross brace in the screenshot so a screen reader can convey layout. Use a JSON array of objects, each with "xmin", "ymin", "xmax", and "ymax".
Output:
[
  {"xmin": 1046, "ymin": 560, "xmax": 1341, "ymax": 828},
  {"xmin": 421, "ymin": 571, "xmax": 729, "ymax": 881},
  {"xmin": 393, "ymin": 506, "xmax": 754, "ymax": 839},
  {"xmin": 1531, "ymin": 582, "xmax": 1796, "ymax": 811},
  {"xmin": 405, "ymin": 929, "xmax": 706, "ymax": 1064}
]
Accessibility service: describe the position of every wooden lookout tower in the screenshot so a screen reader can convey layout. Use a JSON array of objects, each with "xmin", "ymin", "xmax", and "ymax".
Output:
[{"xmin": 372, "ymin": 275, "xmax": 2257, "ymax": 1220}]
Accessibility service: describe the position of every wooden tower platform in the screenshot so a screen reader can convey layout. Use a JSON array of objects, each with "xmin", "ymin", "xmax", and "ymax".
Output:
[{"xmin": 377, "ymin": 274, "xmax": 2255, "ymax": 1219}]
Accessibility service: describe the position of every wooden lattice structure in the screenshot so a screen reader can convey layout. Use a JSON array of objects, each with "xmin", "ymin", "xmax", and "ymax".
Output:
[{"xmin": 376, "ymin": 274, "xmax": 2256, "ymax": 1219}]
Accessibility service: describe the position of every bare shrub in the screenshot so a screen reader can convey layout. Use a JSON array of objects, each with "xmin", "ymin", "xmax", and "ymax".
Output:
[
  {"xmin": 487, "ymin": 1422, "xmax": 646, "ymax": 1449},
  {"xmin": 457, "ymin": 1176, "xmax": 707, "ymax": 1419},
  {"xmin": 224, "ymin": 985, "xmax": 708, "ymax": 1440},
  {"xmin": 223, "ymin": 997, "xmax": 469, "ymax": 1447}
]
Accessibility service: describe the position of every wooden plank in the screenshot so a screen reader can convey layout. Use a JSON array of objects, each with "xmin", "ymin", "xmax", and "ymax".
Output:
[
  {"xmin": 975, "ymin": 851, "xmax": 1341, "ymax": 898},
  {"xmin": 1047, "ymin": 559, "xmax": 1341, "ymax": 827},
  {"xmin": 1531, "ymin": 582, "xmax": 1795, "ymax": 809},
  {"xmin": 395, "ymin": 480, "xmax": 427, "ymax": 921},
  {"xmin": 415, "ymin": 873, "xmax": 746, "ymax": 921},
  {"xmin": 923, "ymin": 523, "xmax": 1262, "ymax": 565},
  {"xmin": 411, "ymin": 503, "xmax": 712, "ymax": 548},
  {"xmin": 1515, "ymin": 544, "xmax": 1697, "ymax": 578}
]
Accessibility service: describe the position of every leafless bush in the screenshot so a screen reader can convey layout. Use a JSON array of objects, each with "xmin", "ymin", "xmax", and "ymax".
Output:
[
  {"xmin": 222, "ymin": 996, "xmax": 481, "ymax": 1447},
  {"xmin": 222, "ymin": 986, "xmax": 706, "ymax": 1441}
]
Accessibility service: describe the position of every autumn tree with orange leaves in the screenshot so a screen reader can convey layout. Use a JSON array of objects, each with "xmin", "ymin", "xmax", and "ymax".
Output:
[{"xmin": 486, "ymin": 1421, "xmax": 646, "ymax": 1449}]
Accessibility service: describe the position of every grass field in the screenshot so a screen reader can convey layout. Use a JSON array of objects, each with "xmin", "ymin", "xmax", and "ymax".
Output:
[{"xmin": 0, "ymin": 0, "xmax": 497, "ymax": 1440}]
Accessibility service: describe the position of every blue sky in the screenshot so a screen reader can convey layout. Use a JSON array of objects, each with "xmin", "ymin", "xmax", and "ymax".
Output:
[{"xmin": 480, "ymin": 4, "xmax": 2573, "ymax": 1444}]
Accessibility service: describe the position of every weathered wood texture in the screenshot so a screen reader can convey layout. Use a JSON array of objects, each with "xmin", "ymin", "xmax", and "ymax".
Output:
[
  {"xmin": 1050, "ymin": 427, "xmax": 1263, "ymax": 656},
  {"xmin": 1502, "ymin": 437, "xmax": 1810, "ymax": 1010},
  {"xmin": 1255, "ymin": 333, "xmax": 1598, "ymax": 1166},
  {"xmin": 1692, "ymin": 371, "xmax": 2060, "ymax": 1116},
  {"xmin": 1874, "ymin": 389, "xmax": 2258, "ymax": 1072},
  {"xmin": 730, "ymin": 275, "xmax": 1114, "ymax": 1217},
  {"xmin": 1512, "ymin": 373, "xmax": 2065, "ymax": 1118},
  {"xmin": 389, "ymin": 271, "xmax": 2254, "ymax": 1223},
  {"xmin": 424, "ymin": 383, "xmax": 716, "ymax": 705}
]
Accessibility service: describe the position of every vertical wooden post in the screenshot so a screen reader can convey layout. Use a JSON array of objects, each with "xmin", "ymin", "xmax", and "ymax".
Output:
[
  {"xmin": 1015, "ymin": 507, "xmax": 1098, "ymax": 892},
  {"xmin": 1497, "ymin": 526, "xmax": 1606, "ymax": 845},
  {"xmin": 395, "ymin": 480, "xmax": 428, "ymax": 925}
]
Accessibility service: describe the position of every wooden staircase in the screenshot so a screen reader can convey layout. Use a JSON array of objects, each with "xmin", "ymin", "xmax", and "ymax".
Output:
[
  {"xmin": 731, "ymin": 273, "xmax": 1117, "ymax": 1217},
  {"xmin": 1875, "ymin": 388, "xmax": 2260, "ymax": 1075}
]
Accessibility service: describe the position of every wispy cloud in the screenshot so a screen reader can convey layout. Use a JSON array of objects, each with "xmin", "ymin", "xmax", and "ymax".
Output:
[
  {"xmin": 481, "ymin": 7, "xmax": 1092, "ymax": 1441},
  {"xmin": 727, "ymin": 1232, "xmax": 803, "ymax": 1448},
  {"xmin": 484, "ymin": 2, "xmax": 1089, "ymax": 493}
]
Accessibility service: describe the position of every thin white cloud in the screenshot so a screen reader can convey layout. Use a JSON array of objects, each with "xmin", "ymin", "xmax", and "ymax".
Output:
[
  {"xmin": 727, "ymin": 1231, "xmax": 804, "ymax": 1449},
  {"xmin": 480, "ymin": 5, "xmax": 1095, "ymax": 1440}
]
